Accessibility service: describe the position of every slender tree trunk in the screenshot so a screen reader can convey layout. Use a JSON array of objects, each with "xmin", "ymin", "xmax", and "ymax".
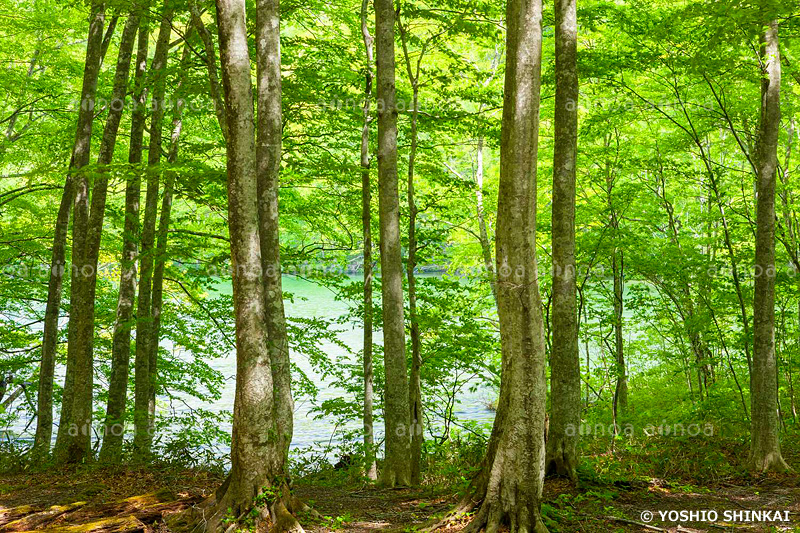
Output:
[
  {"xmin": 545, "ymin": 0, "xmax": 579, "ymax": 482},
  {"xmin": 147, "ymin": 27, "xmax": 195, "ymax": 448},
  {"xmin": 255, "ymin": 0, "xmax": 294, "ymax": 472},
  {"xmin": 375, "ymin": 0, "xmax": 411, "ymax": 488},
  {"xmin": 99, "ymin": 14, "xmax": 119, "ymax": 66},
  {"xmin": 405, "ymin": 101, "xmax": 423, "ymax": 486},
  {"xmin": 462, "ymin": 0, "xmax": 549, "ymax": 529},
  {"xmin": 99, "ymin": 13, "xmax": 150, "ymax": 463},
  {"xmin": 133, "ymin": 5, "xmax": 173, "ymax": 460},
  {"xmin": 33, "ymin": 2, "xmax": 106, "ymax": 462},
  {"xmin": 397, "ymin": 14, "xmax": 423, "ymax": 486},
  {"xmin": 612, "ymin": 250, "xmax": 627, "ymax": 416},
  {"xmin": 56, "ymin": 1, "xmax": 138, "ymax": 464},
  {"xmin": 360, "ymin": 0, "xmax": 378, "ymax": 482},
  {"xmin": 190, "ymin": 1, "xmax": 227, "ymax": 139},
  {"xmin": 749, "ymin": 19, "xmax": 789, "ymax": 473},
  {"xmin": 474, "ymin": 137, "xmax": 497, "ymax": 302}
]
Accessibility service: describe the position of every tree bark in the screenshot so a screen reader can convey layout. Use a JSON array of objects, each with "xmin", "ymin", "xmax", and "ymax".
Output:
[
  {"xmin": 255, "ymin": 0, "xmax": 293, "ymax": 472},
  {"xmin": 99, "ymin": 12, "xmax": 150, "ymax": 463},
  {"xmin": 133, "ymin": 4, "xmax": 174, "ymax": 460},
  {"xmin": 749, "ymin": 18, "xmax": 789, "ymax": 473},
  {"xmin": 55, "ymin": 2, "xmax": 138, "ymax": 464},
  {"xmin": 375, "ymin": 0, "xmax": 411, "ymax": 488},
  {"xmin": 360, "ymin": 0, "xmax": 378, "ymax": 481},
  {"xmin": 462, "ymin": 0, "xmax": 549, "ymax": 529},
  {"xmin": 545, "ymin": 0, "xmax": 580, "ymax": 483},
  {"xmin": 33, "ymin": 1, "xmax": 106, "ymax": 462}
]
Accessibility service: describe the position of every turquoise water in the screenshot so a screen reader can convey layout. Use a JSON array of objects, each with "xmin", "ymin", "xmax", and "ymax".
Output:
[{"xmin": 181, "ymin": 275, "xmax": 497, "ymax": 454}]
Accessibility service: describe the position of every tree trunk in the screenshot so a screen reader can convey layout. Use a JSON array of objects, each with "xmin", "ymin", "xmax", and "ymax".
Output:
[
  {"xmin": 475, "ymin": 137, "xmax": 497, "ymax": 302},
  {"xmin": 612, "ymin": 250, "xmax": 627, "ymax": 417},
  {"xmin": 133, "ymin": 5, "xmax": 173, "ymax": 460},
  {"xmin": 462, "ymin": 0, "xmax": 549, "ymax": 529},
  {"xmin": 749, "ymin": 18, "xmax": 789, "ymax": 473},
  {"xmin": 360, "ymin": 0, "xmax": 378, "ymax": 482},
  {"xmin": 146, "ymin": 27, "xmax": 195, "ymax": 451},
  {"xmin": 99, "ymin": 13, "xmax": 150, "ymax": 463},
  {"xmin": 255, "ymin": 0, "xmax": 293, "ymax": 472},
  {"xmin": 190, "ymin": 1, "xmax": 227, "ymax": 139},
  {"xmin": 375, "ymin": 0, "xmax": 411, "ymax": 488},
  {"xmin": 172, "ymin": 0, "xmax": 284, "ymax": 528},
  {"xmin": 545, "ymin": 0, "xmax": 579, "ymax": 483},
  {"xmin": 397, "ymin": 12, "xmax": 423, "ymax": 486},
  {"xmin": 32, "ymin": 1, "xmax": 106, "ymax": 462},
  {"xmin": 55, "ymin": 2, "xmax": 138, "ymax": 464}
]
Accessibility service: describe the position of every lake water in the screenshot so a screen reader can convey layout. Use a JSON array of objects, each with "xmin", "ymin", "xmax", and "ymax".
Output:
[
  {"xmin": 2, "ymin": 275, "xmax": 497, "ymax": 458},
  {"xmin": 198, "ymin": 275, "xmax": 497, "ymax": 456}
]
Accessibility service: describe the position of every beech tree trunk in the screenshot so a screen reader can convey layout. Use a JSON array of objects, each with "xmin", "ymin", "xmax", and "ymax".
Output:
[
  {"xmin": 55, "ymin": 3, "xmax": 138, "ymax": 464},
  {"xmin": 180, "ymin": 0, "xmax": 283, "ymax": 527},
  {"xmin": 462, "ymin": 0, "xmax": 549, "ymax": 529},
  {"xmin": 32, "ymin": 1, "xmax": 106, "ymax": 462},
  {"xmin": 749, "ymin": 18, "xmax": 789, "ymax": 473},
  {"xmin": 545, "ymin": 0, "xmax": 579, "ymax": 483},
  {"xmin": 133, "ymin": 5, "xmax": 173, "ymax": 460},
  {"xmin": 360, "ymin": 0, "xmax": 378, "ymax": 481},
  {"xmin": 375, "ymin": 0, "xmax": 411, "ymax": 487},
  {"xmin": 255, "ymin": 0, "xmax": 294, "ymax": 471},
  {"xmin": 99, "ymin": 14, "xmax": 150, "ymax": 463}
]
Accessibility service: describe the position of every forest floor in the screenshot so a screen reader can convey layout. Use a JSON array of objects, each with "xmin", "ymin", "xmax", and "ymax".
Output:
[{"xmin": 0, "ymin": 465, "xmax": 798, "ymax": 532}]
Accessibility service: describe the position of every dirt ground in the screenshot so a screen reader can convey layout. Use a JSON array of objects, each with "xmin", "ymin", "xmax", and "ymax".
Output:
[{"xmin": 0, "ymin": 466, "xmax": 799, "ymax": 532}]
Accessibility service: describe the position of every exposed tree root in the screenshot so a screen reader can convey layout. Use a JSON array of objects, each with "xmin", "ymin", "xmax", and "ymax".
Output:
[
  {"xmin": 748, "ymin": 451, "xmax": 793, "ymax": 474},
  {"xmin": 544, "ymin": 441, "xmax": 578, "ymax": 484},
  {"xmin": 167, "ymin": 481, "xmax": 320, "ymax": 533}
]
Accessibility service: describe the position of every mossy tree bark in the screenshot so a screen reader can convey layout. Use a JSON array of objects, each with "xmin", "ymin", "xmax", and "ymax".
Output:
[
  {"xmin": 55, "ymin": 2, "xmax": 138, "ymax": 464},
  {"xmin": 133, "ymin": 4, "xmax": 174, "ymax": 461},
  {"xmin": 171, "ymin": 0, "xmax": 308, "ymax": 529},
  {"xmin": 256, "ymin": 0, "xmax": 294, "ymax": 470}
]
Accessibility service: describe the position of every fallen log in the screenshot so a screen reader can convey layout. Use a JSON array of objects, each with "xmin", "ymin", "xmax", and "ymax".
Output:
[{"xmin": 0, "ymin": 501, "xmax": 86, "ymax": 531}]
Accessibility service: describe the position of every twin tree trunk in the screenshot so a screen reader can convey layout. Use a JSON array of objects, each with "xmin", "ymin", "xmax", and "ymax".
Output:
[
  {"xmin": 375, "ymin": 0, "xmax": 412, "ymax": 487},
  {"xmin": 463, "ymin": 0, "xmax": 549, "ymax": 529},
  {"xmin": 32, "ymin": 1, "xmax": 105, "ymax": 461},
  {"xmin": 211, "ymin": 0, "xmax": 279, "ymax": 521},
  {"xmin": 55, "ymin": 4, "xmax": 139, "ymax": 464},
  {"xmin": 360, "ymin": 0, "xmax": 378, "ymax": 481},
  {"xmin": 749, "ymin": 18, "xmax": 789, "ymax": 473},
  {"xmin": 172, "ymin": 0, "xmax": 296, "ymax": 528},
  {"xmin": 545, "ymin": 0, "xmax": 580, "ymax": 482}
]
